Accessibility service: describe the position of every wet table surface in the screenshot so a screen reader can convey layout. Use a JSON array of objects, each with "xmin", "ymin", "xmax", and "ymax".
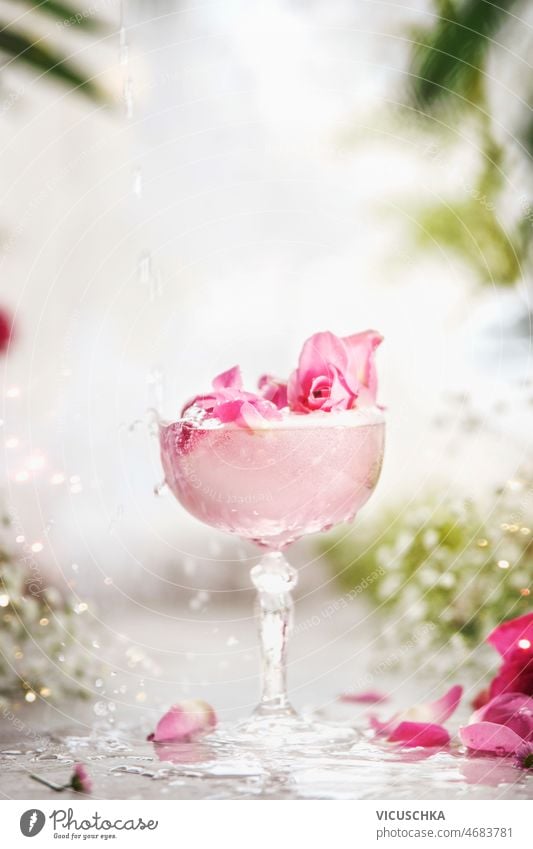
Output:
[
  {"xmin": 1, "ymin": 597, "xmax": 532, "ymax": 800},
  {"xmin": 0, "ymin": 721, "xmax": 532, "ymax": 800}
]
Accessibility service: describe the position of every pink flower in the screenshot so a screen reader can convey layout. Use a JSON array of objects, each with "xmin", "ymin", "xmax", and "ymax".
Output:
[
  {"xmin": 370, "ymin": 685, "xmax": 462, "ymax": 749},
  {"xmin": 474, "ymin": 613, "xmax": 533, "ymax": 707},
  {"xmin": 147, "ymin": 699, "xmax": 217, "ymax": 743},
  {"xmin": 70, "ymin": 763, "xmax": 92, "ymax": 793},
  {"xmin": 459, "ymin": 692, "xmax": 533, "ymax": 768},
  {"xmin": 182, "ymin": 366, "xmax": 282, "ymax": 429},
  {"xmin": 0, "ymin": 308, "xmax": 13, "ymax": 354},
  {"xmin": 258, "ymin": 374, "xmax": 288, "ymax": 409},
  {"xmin": 287, "ymin": 330, "xmax": 382, "ymax": 413}
]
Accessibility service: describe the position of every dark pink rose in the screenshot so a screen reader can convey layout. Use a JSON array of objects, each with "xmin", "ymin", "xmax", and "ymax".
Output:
[
  {"xmin": 0, "ymin": 308, "xmax": 13, "ymax": 354},
  {"xmin": 474, "ymin": 614, "xmax": 533, "ymax": 706}
]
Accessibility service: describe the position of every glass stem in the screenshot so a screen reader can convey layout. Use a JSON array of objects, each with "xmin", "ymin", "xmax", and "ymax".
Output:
[{"xmin": 250, "ymin": 551, "xmax": 298, "ymax": 717}]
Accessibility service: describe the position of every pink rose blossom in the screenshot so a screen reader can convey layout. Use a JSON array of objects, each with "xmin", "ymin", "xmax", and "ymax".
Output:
[
  {"xmin": 147, "ymin": 699, "xmax": 217, "ymax": 743},
  {"xmin": 182, "ymin": 366, "xmax": 282, "ymax": 428},
  {"xmin": 287, "ymin": 330, "xmax": 382, "ymax": 413},
  {"xmin": 370, "ymin": 685, "xmax": 462, "ymax": 749},
  {"xmin": 70, "ymin": 763, "xmax": 93, "ymax": 793},
  {"xmin": 473, "ymin": 613, "xmax": 533, "ymax": 707}
]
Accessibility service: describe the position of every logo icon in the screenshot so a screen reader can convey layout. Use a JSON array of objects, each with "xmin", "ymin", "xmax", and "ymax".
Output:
[{"xmin": 20, "ymin": 809, "xmax": 46, "ymax": 837}]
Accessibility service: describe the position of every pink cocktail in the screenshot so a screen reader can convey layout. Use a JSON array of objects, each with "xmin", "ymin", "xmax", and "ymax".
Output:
[
  {"xmin": 158, "ymin": 329, "xmax": 385, "ymax": 745},
  {"xmin": 160, "ymin": 410, "xmax": 384, "ymax": 549}
]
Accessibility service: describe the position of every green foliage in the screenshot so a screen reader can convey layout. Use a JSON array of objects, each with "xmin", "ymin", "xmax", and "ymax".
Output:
[
  {"xmin": 322, "ymin": 485, "xmax": 532, "ymax": 655},
  {"xmin": 0, "ymin": 0, "xmax": 109, "ymax": 102},
  {"xmin": 410, "ymin": 0, "xmax": 519, "ymax": 112},
  {"xmin": 0, "ymin": 526, "xmax": 103, "ymax": 707},
  {"xmin": 403, "ymin": 0, "xmax": 531, "ymax": 286}
]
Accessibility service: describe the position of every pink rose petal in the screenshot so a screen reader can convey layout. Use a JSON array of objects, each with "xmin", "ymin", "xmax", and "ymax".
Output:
[
  {"xmin": 459, "ymin": 721, "xmax": 526, "ymax": 757},
  {"xmin": 340, "ymin": 690, "xmax": 389, "ymax": 705},
  {"xmin": 487, "ymin": 613, "xmax": 533, "ymax": 658},
  {"xmin": 147, "ymin": 700, "xmax": 217, "ymax": 743},
  {"xmin": 212, "ymin": 366, "xmax": 243, "ymax": 392},
  {"xmin": 258, "ymin": 375, "xmax": 288, "ymax": 409},
  {"xmin": 388, "ymin": 721, "xmax": 450, "ymax": 748}
]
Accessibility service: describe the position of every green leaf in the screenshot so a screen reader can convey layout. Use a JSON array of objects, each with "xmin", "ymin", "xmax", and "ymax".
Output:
[
  {"xmin": 0, "ymin": 26, "xmax": 108, "ymax": 102},
  {"xmin": 410, "ymin": 0, "xmax": 520, "ymax": 112},
  {"xmin": 414, "ymin": 197, "xmax": 522, "ymax": 285},
  {"xmin": 12, "ymin": 0, "xmax": 107, "ymax": 32}
]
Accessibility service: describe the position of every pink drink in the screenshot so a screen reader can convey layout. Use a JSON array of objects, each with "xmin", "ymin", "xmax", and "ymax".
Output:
[{"xmin": 160, "ymin": 409, "xmax": 385, "ymax": 549}]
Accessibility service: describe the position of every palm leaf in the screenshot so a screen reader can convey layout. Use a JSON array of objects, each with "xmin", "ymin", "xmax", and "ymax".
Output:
[
  {"xmin": 410, "ymin": 0, "xmax": 519, "ymax": 111},
  {"xmin": 12, "ymin": 0, "xmax": 106, "ymax": 32},
  {"xmin": 0, "ymin": 25, "xmax": 108, "ymax": 102}
]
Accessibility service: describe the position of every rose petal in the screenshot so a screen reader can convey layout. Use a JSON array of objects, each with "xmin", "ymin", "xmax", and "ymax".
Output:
[
  {"xmin": 487, "ymin": 613, "xmax": 533, "ymax": 658},
  {"xmin": 212, "ymin": 366, "xmax": 243, "ymax": 392},
  {"xmin": 377, "ymin": 685, "xmax": 463, "ymax": 734},
  {"xmin": 388, "ymin": 721, "xmax": 450, "ymax": 748},
  {"xmin": 342, "ymin": 329, "xmax": 383, "ymax": 400},
  {"xmin": 470, "ymin": 692, "xmax": 533, "ymax": 742},
  {"xmin": 147, "ymin": 699, "xmax": 217, "ymax": 743},
  {"xmin": 340, "ymin": 690, "xmax": 389, "ymax": 705},
  {"xmin": 258, "ymin": 375, "xmax": 288, "ymax": 409},
  {"xmin": 459, "ymin": 721, "xmax": 526, "ymax": 756}
]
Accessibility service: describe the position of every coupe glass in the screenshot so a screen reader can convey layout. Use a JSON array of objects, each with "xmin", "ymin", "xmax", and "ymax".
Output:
[{"xmin": 160, "ymin": 409, "xmax": 385, "ymax": 747}]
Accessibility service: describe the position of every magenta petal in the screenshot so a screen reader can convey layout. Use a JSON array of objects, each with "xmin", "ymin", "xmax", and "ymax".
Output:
[
  {"xmin": 459, "ymin": 721, "xmax": 525, "ymax": 756},
  {"xmin": 388, "ymin": 721, "xmax": 450, "ymax": 748},
  {"xmin": 212, "ymin": 366, "xmax": 242, "ymax": 392},
  {"xmin": 340, "ymin": 690, "xmax": 389, "ymax": 705},
  {"xmin": 147, "ymin": 700, "xmax": 217, "ymax": 743},
  {"xmin": 487, "ymin": 613, "xmax": 533, "ymax": 658},
  {"xmin": 425, "ymin": 684, "xmax": 463, "ymax": 724}
]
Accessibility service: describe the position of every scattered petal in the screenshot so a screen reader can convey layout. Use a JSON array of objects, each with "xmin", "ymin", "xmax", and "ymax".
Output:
[
  {"xmin": 147, "ymin": 699, "xmax": 217, "ymax": 743},
  {"xmin": 388, "ymin": 721, "xmax": 450, "ymax": 748},
  {"xmin": 339, "ymin": 690, "xmax": 389, "ymax": 705}
]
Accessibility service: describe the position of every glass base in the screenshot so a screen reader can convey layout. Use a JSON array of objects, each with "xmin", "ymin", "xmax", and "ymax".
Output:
[{"xmin": 210, "ymin": 712, "xmax": 358, "ymax": 753}]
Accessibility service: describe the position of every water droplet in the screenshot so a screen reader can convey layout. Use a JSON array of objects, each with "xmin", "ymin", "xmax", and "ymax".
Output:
[
  {"xmin": 226, "ymin": 636, "xmax": 238, "ymax": 647},
  {"xmin": 119, "ymin": 26, "xmax": 128, "ymax": 65},
  {"xmin": 94, "ymin": 701, "xmax": 108, "ymax": 717},
  {"xmin": 153, "ymin": 479, "xmax": 167, "ymax": 497},
  {"xmin": 132, "ymin": 166, "xmax": 143, "ymax": 199},
  {"xmin": 123, "ymin": 76, "xmax": 133, "ymax": 118}
]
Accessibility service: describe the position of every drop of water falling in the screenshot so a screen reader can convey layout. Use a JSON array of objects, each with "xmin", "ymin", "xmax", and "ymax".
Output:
[
  {"xmin": 123, "ymin": 76, "xmax": 134, "ymax": 118},
  {"xmin": 93, "ymin": 701, "xmax": 108, "ymax": 717},
  {"xmin": 119, "ymin": 26, "xmax": 129, "ymax": 66},
  {"xmin": 153, "ymin": 479, "xmax": 167, "ymax": 497},
  {"xmin": 148, "ymin": 366, "xmax": 165, "ymax": 407},
  {"xmin": 132, "ymin": 166, "xmax": 143, "ymax": 199}
]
